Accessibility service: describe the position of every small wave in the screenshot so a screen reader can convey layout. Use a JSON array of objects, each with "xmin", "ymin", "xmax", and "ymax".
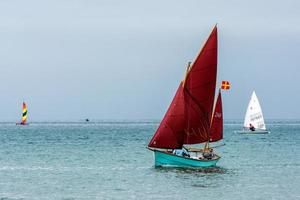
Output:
[
  {"xmin": 0, "ymin": 166, "xmax": 99, "ymax": 171},
  {"xmin": 0, "ymin": 197, "xmax": 24, "ymax": 200},
  {"xmin": 191, "ymin": 183, "xmax": 209, "ymax": 188},
  {"xmin": 78, "ymin": 136, "xmax": 89, "ymax": 140}
]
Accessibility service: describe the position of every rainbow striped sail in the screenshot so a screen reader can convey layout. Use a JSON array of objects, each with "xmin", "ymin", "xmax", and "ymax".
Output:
[
  {"xmin": 21, "ymin": 102, "xmax": 27, "ymax": 124},
  {"xmin": 17, "ymin": 102, "xmax": 28, "ymax": 125}
]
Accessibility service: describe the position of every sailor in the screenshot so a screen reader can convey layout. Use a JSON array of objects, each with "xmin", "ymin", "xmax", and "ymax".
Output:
[
  {"xmin": 249, "ymin": 123, "xmax": 255, "ymax": 131},
  {"xmin": 202, "ymin": 148, "xmax": 214, "ymax": 160},
  {"xmin": 173, "ymin": 148, "xmax": 190, "ymax": 157},
  {"xmin": 182, "ymin": 148, "xmax": 190, "ymax": 157}
]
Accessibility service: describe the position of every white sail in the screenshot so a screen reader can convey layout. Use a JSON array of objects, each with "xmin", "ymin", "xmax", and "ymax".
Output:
[{"xmin": 243, "ymin": 91, "xmax": 266, "ymax": 130}]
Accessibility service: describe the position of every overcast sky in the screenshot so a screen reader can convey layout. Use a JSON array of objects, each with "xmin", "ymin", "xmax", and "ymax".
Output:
[{"xmin": 0, "ymin": 0, "xmax": 299, "ymax": 121}]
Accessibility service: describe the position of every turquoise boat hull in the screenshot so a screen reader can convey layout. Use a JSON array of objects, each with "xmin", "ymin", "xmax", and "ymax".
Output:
[{"xmin": 152, "ymin": 149, "xmax": 220, "ymax": 168}]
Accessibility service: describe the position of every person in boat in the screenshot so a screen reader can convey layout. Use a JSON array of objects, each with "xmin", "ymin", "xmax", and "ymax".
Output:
[
  {"xmin": 202, "ymin": 148, "xmax": 214, "ymax": 160},
  {"xmin": 249, "ymin": 123, "xmax": 255, "ymax": 131},
  {"xmin": 173, "ymin": 148, "xmax": 190, "ymax": 157}
]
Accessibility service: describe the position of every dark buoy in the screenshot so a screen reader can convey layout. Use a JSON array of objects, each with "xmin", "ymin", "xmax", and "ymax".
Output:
[{"xmin": 85, "ymin": 118, "xmax": 89, "ymax": 122}]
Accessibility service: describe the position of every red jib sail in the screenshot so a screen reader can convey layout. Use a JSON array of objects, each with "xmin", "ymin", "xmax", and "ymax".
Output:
[
  {"xmin": 209, "ymin": 90, "xmax": 223, "ymax": 142},
  {"xmin": 148, "ymin": 83, "xmax": 186, "ymax": 149},
  {"xmin": 148, "ymin": 26, "xmax": 219, "ymax": 149}
]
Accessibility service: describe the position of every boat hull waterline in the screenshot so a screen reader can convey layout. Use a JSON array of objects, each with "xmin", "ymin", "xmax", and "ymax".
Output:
[
  {"xmin": 152, "ymin": 149, "xmax": 220, "ymax": 167},
  {"xmin": 16, "ymin": 123, "xmax": 29, "ymax": 126},
  {"xmin": 235, "ymin": 129, "xmax": 270, "ymax": 134}
]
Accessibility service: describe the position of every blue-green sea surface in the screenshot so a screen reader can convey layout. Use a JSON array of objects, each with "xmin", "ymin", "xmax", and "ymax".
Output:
[{"xmin": 0, "ymin": 120, "xmax": 299, "ymax": 200}]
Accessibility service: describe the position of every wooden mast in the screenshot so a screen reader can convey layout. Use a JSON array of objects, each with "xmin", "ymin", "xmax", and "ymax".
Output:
[{"xmin": 182, "ymin": 62, "xmax": 191, "ymax": 87}]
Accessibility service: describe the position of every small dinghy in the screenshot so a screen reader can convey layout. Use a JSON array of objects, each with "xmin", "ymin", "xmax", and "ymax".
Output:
[
  {"xmin": 147, "ymin": 26, "xmax": 229, "ymax": 168},
  {"xmin": 16, "ymin": 102, "xmax": 29, "ymax": 125},
  {"xmin": 235, "ymin": 91, "xmax": 269, "ymax": 134}
]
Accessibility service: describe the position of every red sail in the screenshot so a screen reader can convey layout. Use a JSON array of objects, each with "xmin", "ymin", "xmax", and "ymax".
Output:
[
  {"xmin": 148, "ymin": 26, "xmax": 218, "ymax": 148},
  {"xmin": 183, "ymin": 26, "xmax": 218, "ymax": 144},
  {"xmin": 148, "ymin": 83, "xmax": 186, "ymax": 149},
  {"xmin": 183, "ymin": 90, "xmax": 210, "ymax": 144},
  {"xmin": 209, "ymin": 90, "xmax": 223, "ymax": 142}
]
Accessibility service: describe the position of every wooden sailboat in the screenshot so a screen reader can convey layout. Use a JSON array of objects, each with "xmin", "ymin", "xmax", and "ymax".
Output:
[
  {"xmin": 236, "ymin": 91, "xmax": 269, "ymax": 134},
  {"xmin": 16, "ymin": 102, "xmax": 29, "ymax": 125},
  {"xmin": 148, "ymin": 26, "xmax": 227, "ymax": 167}
]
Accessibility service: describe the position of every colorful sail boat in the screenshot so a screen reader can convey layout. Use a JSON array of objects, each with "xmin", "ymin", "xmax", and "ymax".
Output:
[
  {"xmin": 236, "ymin": 91, "xmax": 269, "ymax": 134},
  {"xmin": 16, "ymin": 102, "xmax": 28, "ymax": 125},
  {"xmin": 148, "ymin": 26, "xmax": 227, "ymax": 167}
]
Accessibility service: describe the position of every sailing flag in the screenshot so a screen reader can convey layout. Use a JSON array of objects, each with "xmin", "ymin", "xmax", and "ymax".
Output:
[{"xmin": 221, "ymin": 81, "xmax": 230, "ymax": 90}]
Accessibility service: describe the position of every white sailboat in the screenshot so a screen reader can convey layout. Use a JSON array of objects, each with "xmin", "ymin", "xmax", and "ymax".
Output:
[{"xmin": 236, "ymin": 91, "xmax": 269, "ymax": 134}]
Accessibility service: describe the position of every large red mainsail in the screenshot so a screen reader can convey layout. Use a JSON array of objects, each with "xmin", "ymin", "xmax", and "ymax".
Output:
[
  {"xmin": 209, "ymin": 90, "xmax": 223, "ymax": 142},
  {"xmin": 183, "ymin": 26, "xmax": 218, "ymax": 144},
  {"xmin": 148, "ymin": 26, "xmax": 219, "ymax": 149}
]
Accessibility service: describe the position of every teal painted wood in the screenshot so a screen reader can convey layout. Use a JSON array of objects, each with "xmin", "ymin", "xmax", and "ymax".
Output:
[{"xmin": 153, "ymin": 150, "xmax": 220, "ymax": 167}]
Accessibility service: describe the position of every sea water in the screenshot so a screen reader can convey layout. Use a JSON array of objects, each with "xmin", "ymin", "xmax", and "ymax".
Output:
[{"xmin": 0, "ymin": 120, "xmax": 299, "ymax": 200}]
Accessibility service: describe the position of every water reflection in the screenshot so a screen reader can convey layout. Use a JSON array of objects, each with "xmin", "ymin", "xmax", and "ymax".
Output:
[{"xmin": 154, "ymin": 166, "xmax": 228, "ymax": 174}]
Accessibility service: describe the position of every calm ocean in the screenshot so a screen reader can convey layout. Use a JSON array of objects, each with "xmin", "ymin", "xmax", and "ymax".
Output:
[{"xmin": 0, "ymin": 120, "xmax": 299, "ymax": 200}]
